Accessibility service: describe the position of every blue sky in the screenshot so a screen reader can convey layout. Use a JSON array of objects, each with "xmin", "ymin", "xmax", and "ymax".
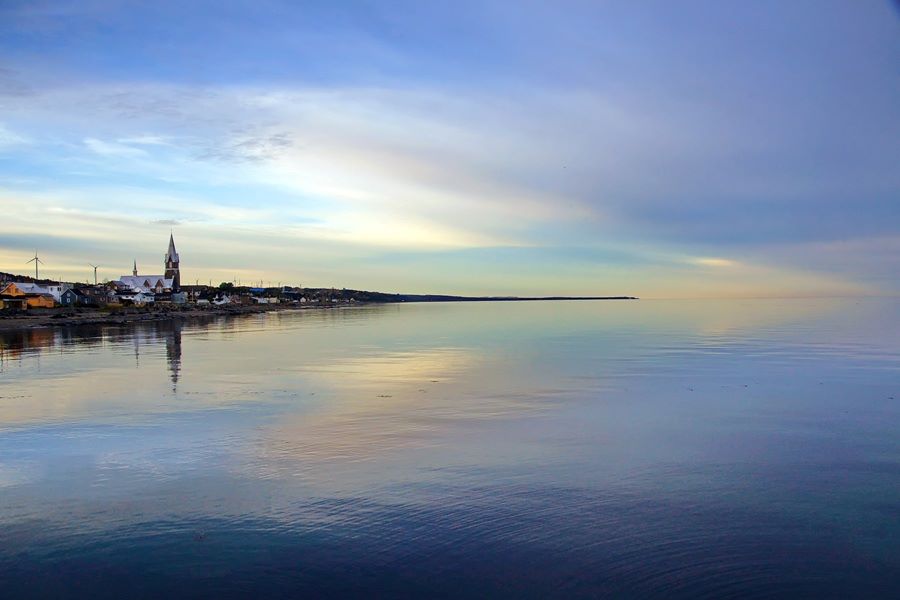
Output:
[{"xmin": 0, "ymin": 0, "xmax": 898, "ymax": 297}]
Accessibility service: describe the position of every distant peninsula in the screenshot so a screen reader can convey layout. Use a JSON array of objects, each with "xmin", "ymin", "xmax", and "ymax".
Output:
[{"xmin": 328, "ymin": 291, "xmax": 639, "ymax": 303}]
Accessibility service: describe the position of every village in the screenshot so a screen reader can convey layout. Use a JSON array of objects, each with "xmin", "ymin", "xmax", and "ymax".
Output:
[{"xmin": 0, "ymin": 234, "xmax": 364, "ymax": 315}]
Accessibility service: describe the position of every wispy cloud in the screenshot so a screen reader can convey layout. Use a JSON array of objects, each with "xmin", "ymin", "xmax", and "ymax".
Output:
[
  {"xmin": 83, "ymin": 137, "xmax": 147, "ymax": 157},
  {"xmin": 0, "ymin": 123, "xmax": 29, "ymax": 149},
  {"xmin": 691, "ymin": 258, "xmax": 738, "ymax": 268},
  {"xmin": 117, "ymin": 134, "xmax": 171, "ymax": 146},
  {"xmin": 197, "ymin": 132, "xmax": 294, "ymax": 163}
]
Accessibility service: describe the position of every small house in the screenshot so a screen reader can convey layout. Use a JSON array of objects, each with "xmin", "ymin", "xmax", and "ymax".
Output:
[{"xmin": 60, "ymin": 288, "xmax": 88, "ymax": 307}]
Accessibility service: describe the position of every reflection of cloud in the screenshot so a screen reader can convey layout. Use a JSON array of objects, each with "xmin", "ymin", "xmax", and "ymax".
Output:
[
  {"xmin": 256, "ymin": 347, "xmax": 548, "ymax": 469},
  {"xmin": 659, "ymin": 297, "xmax": 850, "ymax": 339},
  {"xmin": 303, "ymin": 348, "xmax": 475, "ymax": 388},
  {"xmin": 0, "ymin": 461, "xmax": 39, "ymax": 488}
]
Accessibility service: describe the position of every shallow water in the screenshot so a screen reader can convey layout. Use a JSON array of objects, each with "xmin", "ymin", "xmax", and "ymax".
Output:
[{"xmin": 1, "ymin": 299, "xmax": 898, "ymax": 598}]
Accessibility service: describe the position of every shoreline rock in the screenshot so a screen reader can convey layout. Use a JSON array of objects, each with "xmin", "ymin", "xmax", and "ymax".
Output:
[{"xmin": 0, "ymin": 303, "xmax": 331, "ymax": 332}]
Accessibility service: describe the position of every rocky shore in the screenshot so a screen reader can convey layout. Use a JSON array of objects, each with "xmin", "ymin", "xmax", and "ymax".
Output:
[{"xmin": 0, "ymin": 302, "xmax": 321, "ymax": 331}]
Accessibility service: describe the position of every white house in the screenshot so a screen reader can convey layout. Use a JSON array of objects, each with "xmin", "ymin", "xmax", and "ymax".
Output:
[{"xmin": 118, "ymin": 290, "xmax": 155, "ymax": 305}]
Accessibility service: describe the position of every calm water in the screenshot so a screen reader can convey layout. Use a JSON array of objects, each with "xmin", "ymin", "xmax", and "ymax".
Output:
[{"xmin": 1, "ymin": 299, "xmax": 898, "ymax": 598}]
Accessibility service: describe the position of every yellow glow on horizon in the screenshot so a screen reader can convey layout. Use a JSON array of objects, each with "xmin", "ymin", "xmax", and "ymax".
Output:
[{"xmin": 691, "ymin": 257, "xmax": 737, "ymax": 267}]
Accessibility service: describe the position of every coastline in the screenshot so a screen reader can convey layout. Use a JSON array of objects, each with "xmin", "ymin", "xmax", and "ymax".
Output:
[
  {"xmin": 0, "ymin": 303, "xmax": 310, "ymax": 332},
  {"xmin": 0, "ymin": 296, "xmax": 638, "ymax": 332}
]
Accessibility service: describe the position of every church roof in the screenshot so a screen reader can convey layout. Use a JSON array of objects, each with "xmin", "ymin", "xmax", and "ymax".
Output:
[{"xmin": 117, "ymin": 275, "xmax": 173, "ymax": 291}]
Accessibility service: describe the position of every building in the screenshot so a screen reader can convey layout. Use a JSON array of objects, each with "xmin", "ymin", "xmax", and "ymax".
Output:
[
  {"xmin": 60, "ymin": 288, "xmax": 88, "ymax": 307},
  {"xmin": 118, "ymin": 290, "xmax": 155, "ymax": 306},
  {"xmin": 0, "ymin": 282, "xmax": 56, "ymax": 308},
  {"xmin": 115, "ymin": 234, "xmax": 182, "ymax": 295},
  {"xmin": 115, "ymin": 260, "xmax": 173, "ymax": 293},
  {"xmin": 2, "ymin": 281, "xmax": 65, "ymax": 303},
  {"xmin": 77, "ymin": 285, "xmax": 117, "ymax": 307},
  {"xmin": 164, "ymin": 233, "xmax": 180, "ymax": 291}
]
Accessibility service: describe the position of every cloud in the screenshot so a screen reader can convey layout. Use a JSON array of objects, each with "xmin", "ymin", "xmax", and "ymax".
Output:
[
  {"xmin": 151, "ymin": 219, "xmax": 180, "ymax": 226},
  {"xmin": 0, "ymin": 67, "xmax": 33, "ymax": 98},
  {"xmin": 691, "ymin": 257, "xmax": 737, "ymax": 268},
  {"xmin": 117, "ymin": 134, "xmax": 171, "ymax": 146},
  {"xmin": 1, "ymin": 80, "xmax": 895, "ymax": 294},
  {"xmin": 0, "ymin": 1, "xmax": 897, "ymax": 295},
  {"xmin": 0, "ymin": 123, "xmax": 29, "ymax": 148},
  {"xmin": 83, "ymin": 137, "xmax": 147, "ymax": 157},
  {"xmin": 197, "ymin": 132, "xmax": 293, "ymax": 164}
]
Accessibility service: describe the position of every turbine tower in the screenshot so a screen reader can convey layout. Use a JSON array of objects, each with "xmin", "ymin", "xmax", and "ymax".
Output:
[
  {"xmin": 89, "ymin": 264, "xmax": 99, "ymax": 285},
  {"xmin": 26, "ymin": 251, "xmax": 43, "ymax": 280}
]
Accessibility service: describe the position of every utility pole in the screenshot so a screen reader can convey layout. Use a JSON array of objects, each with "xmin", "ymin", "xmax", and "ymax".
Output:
[{"xmin": 26, "ymin": 251, "xmax": 43, "ymax": 280}]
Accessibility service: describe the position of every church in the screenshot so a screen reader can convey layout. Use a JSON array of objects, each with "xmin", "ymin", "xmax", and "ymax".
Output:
[{"xmin": 116, "ymin": 234, "xmax": 181, "ymax": 294}]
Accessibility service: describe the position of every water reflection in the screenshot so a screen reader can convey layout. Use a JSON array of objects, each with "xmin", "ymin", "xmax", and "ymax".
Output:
[
  {"xmin": 0, "ymin": 299, "xmax": 898, "ymax": 598},
  {"xmin": 0, "ymin": 319, "xmax": 192, "ymax": 426},
  {"xmin": 165, "ymin": 322, "xmax": 182, "ymax": 390}
]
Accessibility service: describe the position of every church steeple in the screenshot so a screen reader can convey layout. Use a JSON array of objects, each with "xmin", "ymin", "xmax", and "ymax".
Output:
[
  {"xmin": 164, "ymin": 232, "xmax": 181, "ymax": 291},
  {"xmin": 133, "ymin": 259, "xmax": 138, "ymax": 277},
  {"xmin": 166, "ymin": 232, "xmax": 179, "ymax": 263}
]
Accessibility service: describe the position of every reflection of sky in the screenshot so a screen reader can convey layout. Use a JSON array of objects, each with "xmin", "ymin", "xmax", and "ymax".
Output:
[
  {"xmin": 0, "ymin": 2, "xmax": 898, "ymax": 297},
  {"xmin": 2, "ymin": 299, "xmax": 897, "ymax": 429},
  {"xmin": 1, "ymin": 300, "xmax": 897, "ymax": 462},
  {"xmin": 1, "ymin": 300, "xmax": 899, "ymax": 595}
]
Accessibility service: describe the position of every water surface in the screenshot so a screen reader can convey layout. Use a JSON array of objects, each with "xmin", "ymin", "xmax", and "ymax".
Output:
[{"xmin": 1, "ymin": 299, "xmax": 898, "ymax": 598}]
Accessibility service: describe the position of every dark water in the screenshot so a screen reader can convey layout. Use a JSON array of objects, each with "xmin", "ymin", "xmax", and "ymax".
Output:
[{"xmin": 1, "ymin": 299, "xmax": 898, "ymax": 598}]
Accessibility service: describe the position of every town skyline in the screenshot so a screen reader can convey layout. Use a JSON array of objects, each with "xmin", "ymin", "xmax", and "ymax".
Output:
[{"xmin": 1, "ymin": 1, "xmax": 898, "ymax": 299}]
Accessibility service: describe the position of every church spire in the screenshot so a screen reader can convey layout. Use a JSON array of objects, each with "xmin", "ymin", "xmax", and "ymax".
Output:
[
  {"xmin": 165, "ymin": 232, "xmax": 181, "ymax": 292},
  {"xmin": 133, "ymin": 259, "xmax": 138, "ymax": 277},
  {"xmin": 167, "ymin": 232, "xmax": 178, "ymax": 262}
]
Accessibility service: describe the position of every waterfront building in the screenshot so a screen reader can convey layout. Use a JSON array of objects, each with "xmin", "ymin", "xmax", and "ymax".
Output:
[
  {"xmin": 77, "ymin": 285, "xmax": 117, "ymax": 307},
  {"xmin": 1, "ymin": 281, "xmax": 65, "ymax": 303},
  {"xmin": 0, "ymin": 283, "xmax": 56, "ymax": 308},
  {"xmin": 118, "ymin": 290, "xmax": 155, "ymax": 306},
  {"xmin": 60, "ymin": 288, "xmax": 88, "ymax": 307}
]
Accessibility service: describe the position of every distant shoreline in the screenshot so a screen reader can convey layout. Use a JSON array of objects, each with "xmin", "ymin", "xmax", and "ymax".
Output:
[
  {"xmin": 396, "ymin": 296, "xmax": 638, "ymax": 302},
  {"xmin": 0, "ymin": 296, "xmax": 637, "ymax": 332}
]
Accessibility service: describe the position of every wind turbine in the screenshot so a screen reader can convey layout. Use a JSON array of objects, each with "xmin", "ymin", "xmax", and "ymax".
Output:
[
  {"xmin": 26, "ymin": 251, "xmax": 43, "ymax": 280},
  {"xmin": 89, "ymin": 264, "xmax": 99, "ymax": 285}
]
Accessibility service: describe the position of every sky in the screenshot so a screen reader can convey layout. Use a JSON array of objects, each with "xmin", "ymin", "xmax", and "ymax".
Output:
[{"xmin": 0, "ymin": 0, "xmax": 898, "ymax": 298}]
